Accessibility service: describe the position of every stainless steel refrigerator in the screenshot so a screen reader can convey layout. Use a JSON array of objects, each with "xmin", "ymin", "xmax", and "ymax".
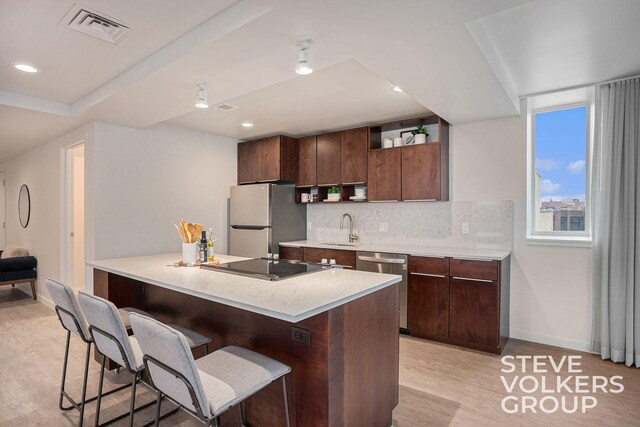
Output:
[{"xmin": 229, "ymin": 184, "xmax": 306, "ymax": 258}]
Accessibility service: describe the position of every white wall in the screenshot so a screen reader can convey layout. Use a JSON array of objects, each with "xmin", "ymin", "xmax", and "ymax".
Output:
[
  {"xmin": 0, "ymin": 124, "xmax": 94, "ymax": 306},
  {"xmin": 450, "ymin": 113, "xmax": 592, "ymax": 351},
  {"xmin": 91, "ymin": 122, "xmax": 236, "ymax": 260},
  {"xmin": 1, "ymin": 122, "xmax": 237, "ymax": 304}
]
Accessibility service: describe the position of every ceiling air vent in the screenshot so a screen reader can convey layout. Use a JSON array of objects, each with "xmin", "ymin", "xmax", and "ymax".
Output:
[
  {"xmin": 215, "ymin": 103, "xmax": 239, "ymax": 111},
  {"xmin": 61, "ymin": 5, "xmax": 130, "ymax": 45}
]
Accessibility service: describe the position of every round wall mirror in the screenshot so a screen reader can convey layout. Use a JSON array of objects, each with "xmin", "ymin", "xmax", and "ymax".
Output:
[{"xmin": 18, "ymin": 184, "xmax": 30, "ymax": 228}]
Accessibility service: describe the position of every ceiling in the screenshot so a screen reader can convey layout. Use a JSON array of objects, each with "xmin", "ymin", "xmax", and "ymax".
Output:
[{"xmin": 1, "ymin": 0, "xmax": 639, "ymax": 163}]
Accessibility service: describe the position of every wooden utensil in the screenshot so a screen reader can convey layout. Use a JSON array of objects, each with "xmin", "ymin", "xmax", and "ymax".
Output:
[
  {"xmin": 175, "ymin": 224, "xmax": 186, "ymax": 243},
  {"xmin": 187, "ymin": 223, "xmax": 197, "ymax": 243}
]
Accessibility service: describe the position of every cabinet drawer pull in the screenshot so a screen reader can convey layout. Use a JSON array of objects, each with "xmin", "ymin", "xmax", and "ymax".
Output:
[
  {"xmin": 319, "ymin": 183, "xmax": 340, "ymax": 187},
  {"xmin": 358, "ymin": 256, "xmax": 405, "ymax": 264},
  {"xmin": 342, "ymin": 181, "xmax": 365, "ymax": 185},
  {"xmin": 410, "ymin": 272, "xmax": 446, "ymax": 278},
  {"xmin": 452, "ymin": 276, "xmax": 493, "ymax": 283},
  {"xmin": 452, "ymin": 257, "xmax": 493, "ymax": 262},
  {"xmin": 404, "ymin": 199, "xmax": 437, "ymax": 202},
  {"xmin": 296, "ymin": 185, "xmax": 315, "ymax": 188}
]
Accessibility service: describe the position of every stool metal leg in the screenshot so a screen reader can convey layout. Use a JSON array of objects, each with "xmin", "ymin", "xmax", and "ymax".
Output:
[
  {"xmin": 282, "ymin": 376, "xmax": 291, "ymax": 427},
  {"xmin": 78, "ymin": 341, "xmax": 91, "ymax": 426},
  {"xmin": 128, "ymin": 373, "xmax": 137, "ymax": 427},
  {"xmin": 154, "ymin": 390, "xmax": 162, "ymax": 427},
  {"xmin": 94, "ymin": 354, "xmax": 106, "ymax": 427},
  {"xmin": 58, "ymin": 331, "xmax": 72, "ymax": 411}
]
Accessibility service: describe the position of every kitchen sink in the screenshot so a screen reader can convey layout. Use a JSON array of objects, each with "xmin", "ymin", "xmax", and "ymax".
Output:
[{"xmin": 319, "ymin": 241, "xmax": 361, "ymax": 247}]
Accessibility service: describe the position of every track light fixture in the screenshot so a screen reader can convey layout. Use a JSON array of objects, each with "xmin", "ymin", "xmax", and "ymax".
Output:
[
  {"xmin": 195, "ymin": 82, "xmax": 209, "ymax": 109},
  {"xmin": 295, "ymin": 37, "xmax": 314, "ymax": 75}
]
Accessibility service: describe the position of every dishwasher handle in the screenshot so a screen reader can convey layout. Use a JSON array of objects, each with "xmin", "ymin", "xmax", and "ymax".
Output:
[{"xmin": 357, "ymin": 255, "xmax": 406, "ymax": 264}]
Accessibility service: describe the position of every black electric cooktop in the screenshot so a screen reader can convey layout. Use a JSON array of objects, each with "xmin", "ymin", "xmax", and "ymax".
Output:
[{"xmin": 201, "ymin": 258, "xmax": 325, "ymax": 281}]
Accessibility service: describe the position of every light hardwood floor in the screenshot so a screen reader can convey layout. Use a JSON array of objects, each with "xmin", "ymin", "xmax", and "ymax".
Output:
[{"xmin": 1, "ymin": 288, "xmax": 639, "ymax": 426}]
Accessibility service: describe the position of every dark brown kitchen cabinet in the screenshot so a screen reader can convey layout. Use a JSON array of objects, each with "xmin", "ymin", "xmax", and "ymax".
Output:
[
  {"xmin": 316, "ymin": 132, "xmax": 342, "ymax": 186},
  {"xmin": 296, "ymin": 136, "xmax": 317, "ymax": 187},
  {"xmin": 341, "ymin": 127, "xmax": 368, "ymax": 185},
  {"xmin": 368, "ymin": 148, "xmax": 402, "ymax": 201},
  {"xmin": 278, "ymin": 245, "xmax": 304, "ymax": 261},
  {"xmin": 408, "ymin": 256, "xmax": 450, "ymax": 340},
  {"xmin": 449, "ymin": 277, "xmax": 499, "ymax": 349},
  {"xmin": 303, "ymin": 247, "xmax": 356, "ymax": 269},
  {"xmin": 408, "ymin": 255, "xmax": 510, "ymax": 354},
  {"xmin": 402, "ymin": 143, "xmax": 446, "ymax": 201},
  {"xmin": 237, "ymin": 135, "xmax": 297, "ymax": 184}
]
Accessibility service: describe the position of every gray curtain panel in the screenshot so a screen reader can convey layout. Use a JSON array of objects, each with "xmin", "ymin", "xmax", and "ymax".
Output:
[{"xmin": 591, "ymin": 77, "xmax": 640, "ymax": 367}]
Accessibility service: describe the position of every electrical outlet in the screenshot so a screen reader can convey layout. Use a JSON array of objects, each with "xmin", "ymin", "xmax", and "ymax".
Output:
[
  {"xmin": 292, "ymin": 326, "xmax": 311, "ymax": 345},
  {"xmin": 379, "ymin": 223, "xmax": 389, "ymax": 232},
  {"xmin": 462, "ymin": 223, "xmax": 470, "ymax": 234},
  {"xmin": 307, "ymin": 221, "xmax": 312, "ymax": 229}
]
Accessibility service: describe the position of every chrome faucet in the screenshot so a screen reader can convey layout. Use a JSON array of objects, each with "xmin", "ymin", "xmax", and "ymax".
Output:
[{"xmin": 340, "ymin": 213, "xmax": 358, "ymax": 243}]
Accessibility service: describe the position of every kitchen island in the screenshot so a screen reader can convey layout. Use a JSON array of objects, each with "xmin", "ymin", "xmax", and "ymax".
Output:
[{"xmin": 88, "ymin": 253, "xmax": 401, "ymax": 427}]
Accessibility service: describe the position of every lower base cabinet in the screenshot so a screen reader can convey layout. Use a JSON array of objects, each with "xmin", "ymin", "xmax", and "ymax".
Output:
[
  {"xmin": 449, "ymin": 277, "xmax": 499, "ymax": 348},
  {"xmin": 408, "ymin": 274, "xmax": 449, "ymax": 340},
  {"xmin": 408, "ymin": 255, "xmax": 510, "ymax": 354}
]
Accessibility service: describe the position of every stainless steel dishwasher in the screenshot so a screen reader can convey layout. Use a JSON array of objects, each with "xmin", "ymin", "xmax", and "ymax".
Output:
[{"xmin": 356, "ymin": 252, "xmax": 409, "ymax": 334}]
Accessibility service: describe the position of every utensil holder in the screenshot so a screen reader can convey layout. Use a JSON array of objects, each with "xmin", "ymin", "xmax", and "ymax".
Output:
[{"xmin": 182, "ymin": 243, "xmax": 198, "ymax": 265}]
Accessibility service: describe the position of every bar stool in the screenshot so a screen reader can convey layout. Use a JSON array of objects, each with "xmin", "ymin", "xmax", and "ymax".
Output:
[
  {"xmin": 77, "ymin": 292, "xmax": 183, "ymax": 427},
  {"xmin": 129, "ymin": 313, "xmax": 292, "ymax": 427},
  {"xmin": 45, "ymin": 278, "xmax": 152, "ymax": 427}
]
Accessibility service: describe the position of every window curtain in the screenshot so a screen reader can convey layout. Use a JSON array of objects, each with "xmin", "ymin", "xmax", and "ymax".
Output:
[{"xmin": 591, "ymin": 77, "xmax": 640, "ymax": 367}]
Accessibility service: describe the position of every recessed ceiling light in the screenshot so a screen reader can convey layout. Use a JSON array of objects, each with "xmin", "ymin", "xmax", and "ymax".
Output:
[
  {"xmin": 15, "ymin": 64, "xmax": 38, "ymax": 73},
  {"xmin": 241, "ymin": 122, "xmax": 254, "ymax": 128},
  {"xmin": 391, "ymin": 86, "xmax": 403, "ymax": 93}
]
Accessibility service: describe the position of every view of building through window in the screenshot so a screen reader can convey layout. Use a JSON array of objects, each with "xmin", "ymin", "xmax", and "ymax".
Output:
[{"xmin": 533, "ymin": 106, "xmax": 587, "ymax": 233}]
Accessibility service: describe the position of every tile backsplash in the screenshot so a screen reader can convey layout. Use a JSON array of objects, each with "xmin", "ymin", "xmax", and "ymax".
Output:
[{"xmin": 306, "ymin": 200, "xmax": 513, "ymax": 249}]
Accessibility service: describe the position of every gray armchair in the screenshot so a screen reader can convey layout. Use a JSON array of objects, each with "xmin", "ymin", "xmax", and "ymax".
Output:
[{"xmin": 0, "ymin": 250, "xmax": 38, "ymax": 300}]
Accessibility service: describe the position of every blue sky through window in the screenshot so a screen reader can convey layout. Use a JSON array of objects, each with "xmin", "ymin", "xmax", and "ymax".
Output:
[{"xmin": 535, "ymin": 106, "xmax": 587, "ymax": 201}]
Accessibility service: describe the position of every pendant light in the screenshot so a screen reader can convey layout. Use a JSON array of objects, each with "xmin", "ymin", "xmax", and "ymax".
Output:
[
  {"xmin": 295, "ymin": 38, "xmax": 314, "ymax": 75},
  {"xmin": 195, "ymin": 82, "xmax": 209, "ymax": 109}
]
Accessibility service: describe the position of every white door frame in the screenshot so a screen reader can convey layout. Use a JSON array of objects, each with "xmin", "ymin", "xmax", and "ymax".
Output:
[
  {"xmin": 61, "ymin": 141, "xmax": 84, "ymax": 289},
  {"xmin": 0, "ymin": 170, "xmax": 5, "ymax": 249}
]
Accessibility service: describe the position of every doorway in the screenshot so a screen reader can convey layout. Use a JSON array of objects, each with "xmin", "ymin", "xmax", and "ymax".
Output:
[
  {"xmin": 0, "ymin": 171, "xmax": 5, "ymax": 249},
  {"xmin": 64, "ymin": 143, "xmax": 85, "ymax": 290}
]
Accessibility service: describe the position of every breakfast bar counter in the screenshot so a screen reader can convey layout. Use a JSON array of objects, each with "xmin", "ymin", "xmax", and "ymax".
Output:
[{"xmin": 89, "ymin": 253, "xmax": 401, "ymax": 427}]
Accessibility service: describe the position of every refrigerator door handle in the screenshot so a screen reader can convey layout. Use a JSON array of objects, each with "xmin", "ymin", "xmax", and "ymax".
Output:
[{"xmin": 231, "ymin": 225, "xmax": 270, "ymax": 230}]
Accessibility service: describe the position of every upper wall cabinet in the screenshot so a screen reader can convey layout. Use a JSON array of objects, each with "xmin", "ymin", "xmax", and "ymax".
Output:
[
  {"xmin": 316, "ymin": 131, "xmax": 342, "ymax": 186},
  {"xmin": 297, "ymin": 136, "xmax": 317, "ymax": 187},
  {"xmin": 340, "ymin": 127, "xmax": 369, "ymax": 185},
  {"xmin": 237, "ymin": 135, "xmax": 297, "ymax": 184},
  {"xmin": 369, "ymin": 115, "xmax": 449, "ymax": 202}
]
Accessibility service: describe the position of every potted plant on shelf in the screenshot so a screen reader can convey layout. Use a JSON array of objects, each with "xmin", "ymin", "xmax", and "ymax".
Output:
[
  {"xmin": 411, "ymin": 125, "xmax": 429, "ymax": 144},
  {"xmin": 327, "ymin": 186, "xmax": 341, "ymax": 202}
]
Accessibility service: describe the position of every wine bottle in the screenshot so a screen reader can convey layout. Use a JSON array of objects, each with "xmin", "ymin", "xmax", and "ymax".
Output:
[
  {"xmin": 199, "ymin": 231, "xmax": 207, "ymax": 263},
  {"xmin": 207, "ymin": 228, "xmax": 215, "ymax": 262}
]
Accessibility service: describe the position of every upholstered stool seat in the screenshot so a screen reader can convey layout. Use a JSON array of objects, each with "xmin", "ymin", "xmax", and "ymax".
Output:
[
  {"xmin": 195, "ymin": 346, "xmax": 290, "ymax": 417},
  {"xmin": 130, "ymin": 313, "xmax": 291, "ymax": 427},
  {"xmin": 168, "ymin": 324, "xmax": 211, "ymax": 353},
  {"xmin": 118, "ymin": 307, "xmax": 155, "ymax": 330}
]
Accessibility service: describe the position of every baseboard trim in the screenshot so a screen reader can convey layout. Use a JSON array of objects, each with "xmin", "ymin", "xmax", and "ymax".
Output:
[
  {"xmin": 38, "ymin": 295, "xmax": 55, "ymax": 310},
  {"xmin": 510, "ymin": 328, "xmax": 592, "ymax": 353}
]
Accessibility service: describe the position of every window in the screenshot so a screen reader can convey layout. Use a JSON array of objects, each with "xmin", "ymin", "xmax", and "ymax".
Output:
[{"xmin": 527, "ymin": 89, "xmax": 593, "ymax": 243}]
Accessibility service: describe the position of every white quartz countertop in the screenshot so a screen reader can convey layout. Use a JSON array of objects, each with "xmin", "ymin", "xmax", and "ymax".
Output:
[
  {"xmin": 280, "ymin": 240, "xmax": 511, "ymax": 261},
  {"xmin": 88, "ymin": 253, "xmax": 401, "ymax": 323}
]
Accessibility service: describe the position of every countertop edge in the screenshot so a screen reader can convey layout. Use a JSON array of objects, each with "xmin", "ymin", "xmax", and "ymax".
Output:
[
  {"xmin": 279, "ymin": 241, "xmax": 512, "ymax": 261},
  {"xmin": 87, "ymin": 261, "xmax": 401, "ymax": 323}
]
